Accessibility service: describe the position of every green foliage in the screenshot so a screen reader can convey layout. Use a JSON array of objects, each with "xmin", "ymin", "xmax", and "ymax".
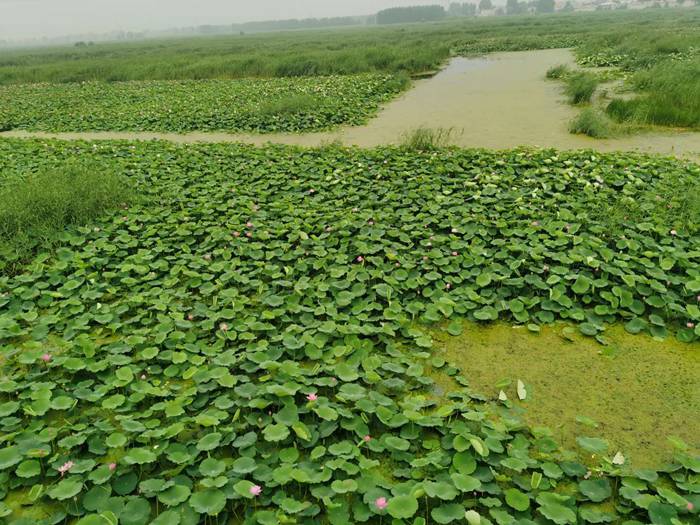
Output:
[
  {"xmin": 0, "ymin": 75, "xmax": 406, "ymax": 133},
  {"xmin": 591, "ymin": 164, "xmax": 700, "ymax": 236},
  {"xmin": 0, "ymin": 23, "xmax": 456, "ymax": 84},
  {"xmin": 400, "ymin": 127, "xmax": 455, "ymax": 150},
  {"xmin": 1, "ymin": 10, "xmax": 697, "ymax": 85},
  {"xmin": 573, "ymin": 11, "xmax": 700, "ymax": 131},
  {"xmin": 564, "ymin": 72, "xmax": 599, "ymax": 105},
  {"xmin": 0, "ymin": 161, "xmax": 133, "ymax": 275},
  {"xmin": 0, "ymin": 139, "xmax": 698, "ymax": 524},
  {"xmin": 606, "ymin": 58, "xmax": 700, "ymax": 129},
  {"xmin": 575, "ymin": 15, "xmax": 700, "ymax": 70},
  {"xmin": 568, "ymin": 107, "xmax": 616, "ymax": 138},
  {"xmin": 546, "ymin": 64, "xmax": 570, "ymax": 80}
]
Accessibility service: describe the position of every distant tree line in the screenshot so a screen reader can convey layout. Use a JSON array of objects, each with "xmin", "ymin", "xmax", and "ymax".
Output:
[
  {"xmin": 448, "ymin": 2, "xmax": 478, "ymax": 16},
  {"xmin": 376, "ymin": 5, "xmax": 447, "ymax": 24},
  {"xmin": 506, "ymin": 0, "xmax": 556, "ymax": 13},
  {"xmin": 230, "ymin": 16, "xmax": 371, "ymax": 33}
]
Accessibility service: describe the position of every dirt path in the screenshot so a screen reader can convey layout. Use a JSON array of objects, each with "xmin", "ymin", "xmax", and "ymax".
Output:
[{"xmin": 2, "ymin": 49, "xmax": 699, "ymax": 158}]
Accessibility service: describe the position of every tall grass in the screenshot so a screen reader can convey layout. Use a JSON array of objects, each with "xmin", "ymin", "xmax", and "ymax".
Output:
[
  {"xmin": 569, "ymin": 107, "xmax": 615, "ymax": 138},
  {"xmin": 0, "ymin": 163, "xmax": 133, "ymax": 275},
  {"xmin": 0, "ymin": 9, "xmax": 697, "ymax": 84},
  {"xmin": 400, "ymin": 127, "xmax": 455, "ymax": 150},
  {"xmin": 606, "ymin": 58, "xmax": 700, "ymax": 129},
  {"xmin": 564, "ymin": 72, "xmax": 599, "ymax": 105},
  {"xmin": 545, "ymin": 64, "xmax": 570, "ymax": 79}
]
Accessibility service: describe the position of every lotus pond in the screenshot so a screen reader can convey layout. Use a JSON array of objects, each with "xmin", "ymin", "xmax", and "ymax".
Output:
[
  {"xmin": 0, "ymin": 139, "xmax": 698, "ymax": 525},
  {"xmin": 0, "ymin": 75, "xmax": 407, "ymax": 134}
]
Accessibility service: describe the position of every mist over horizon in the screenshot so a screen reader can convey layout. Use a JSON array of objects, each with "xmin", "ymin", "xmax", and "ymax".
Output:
[{"xmin": 0, "ymin": 0, "xmax": 489, "ymax": 41}]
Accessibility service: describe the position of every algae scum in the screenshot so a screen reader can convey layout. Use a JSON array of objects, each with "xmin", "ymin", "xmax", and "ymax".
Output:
[
  {"xmin": 0, "ymin": 140, "xmax": 699, "ymax": 524},
  {"xmin": 433, "ymin": 322, "xmax": 700, "ymax": 468}
]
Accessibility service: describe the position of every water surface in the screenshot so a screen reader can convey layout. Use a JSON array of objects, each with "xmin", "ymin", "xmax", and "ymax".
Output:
[
  {"xmin": 2, "ymin": 49, "xmax": 699, "ymax": 158},
  {"xmin": 432, "ymin": 322, "xmax": 700, "ymax": 468}
]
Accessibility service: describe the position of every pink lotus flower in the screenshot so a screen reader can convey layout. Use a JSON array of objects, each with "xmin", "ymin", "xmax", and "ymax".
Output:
[
  {"xmin": 219, "ymin": 323, "xmax": 229, "ymax": 332},
  {"xmin": 246, "ymin": 232, "xmax": 253, "ymax": 238},
  {"xmin": 309, "ymin": 189, "xmax": 316, "ymax": 194},
  {"xmin": 368, "ymin": 220, "xmax": 374, "ymax": 226},
  {"xmin": 250, "ymin": 485, "xmax": 262, "ymax": 497},
  {"xmin": 356, "ymin": 256, "xmax": 364, "ymax": 263},
  {"xmin": 306, "ymin": 393, "xmax": 318, "ymax": 402},
  {"xmin": 452, "ymin": 251, "xmax": 458, "ymax": 256},
  {"xmin": 688, "ymin": 322, "xmax": 695, "ymax": 329},
  {"xmin": 58, "ymin": 461, "xmax": 74, "ymax": 476},
  {"xmin": 233, "ymin": 231, "xmax": 240, "ymax": 237},
  {"xmin": 363, "ymin": 435, "xmax": 371, "ymax": 442},
  {"xmin": 375, "ymin": 497, "xmax": 388, "ymax": 510},
  {"xmin": 246, "ymin": 222, "xmax": 254, "ymax": 228},
  {"xmin": 41, "ymin": 353, "xmax": 52, "ymax": 363},
  {"xmin": 108, "ymin": 462, "xmax": 117, "ymax": 471},
  {"xmin": 543, "ymin": 265, "xmax": 550, "ymax": 272},
  {"xmin": 187, "ymin": 314, "xmax": 194, "ymax": 321},
  {"xmin": 395, "ymin": 262, "xmax": 400, "ymax": 267},
  {"xmin": 203, "ymin": 254, "xmax": 212, "ymax": 261},
  {"xmin": 140, "ymin": 374, "xmax": 146, "ymax": 380},
  {"xmin": 670, "ymin": 229, "xmax": 677, "ymax": 236},
  {"xmin": 687, "ymin": 502, "xmax": 694, "ymax": 511}
]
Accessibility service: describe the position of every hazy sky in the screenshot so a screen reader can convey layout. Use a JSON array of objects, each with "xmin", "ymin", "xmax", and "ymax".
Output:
[{"xmin": 1, "ymin": 0, "xmax": 442, "ymax": 39}]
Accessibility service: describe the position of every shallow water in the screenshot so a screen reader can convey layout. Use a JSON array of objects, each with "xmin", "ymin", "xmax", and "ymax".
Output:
[
  {"xmin": 432, "ymin": 322, "xmax": 700, "ymax": 468},
  {"xmin": 2, "ymin": 49, "xmax": 699, "ymax": 158}
]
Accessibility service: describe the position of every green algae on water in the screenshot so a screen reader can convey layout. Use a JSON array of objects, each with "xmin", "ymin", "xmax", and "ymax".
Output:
[{"xmin": 432, "ymin": 321, "xmax": 700, "ymax": 468}]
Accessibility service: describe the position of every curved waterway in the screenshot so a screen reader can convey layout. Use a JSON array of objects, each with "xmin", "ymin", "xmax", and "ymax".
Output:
[{"xmin": 2, "ymin": 49, "xmax": 699, "ymax": 158}]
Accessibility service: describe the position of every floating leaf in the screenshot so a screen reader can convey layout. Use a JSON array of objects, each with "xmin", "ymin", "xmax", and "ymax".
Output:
[
  {"xmin": 387, "ymin": 495, "xmax": 419, "ymax": 519},
  {"xmin": 48, "ymin": 478, "xmax": 83, "ymax": 500},
  {"xmin": 505, "ymin": 488, "xmax": 530, "ymax": 511},
  {"xmin": 189, "ymin": 489, "xmax": 227, "ymax": 515}
]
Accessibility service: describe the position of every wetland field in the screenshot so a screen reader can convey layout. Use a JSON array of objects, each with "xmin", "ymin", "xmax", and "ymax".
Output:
[{"xmin": 0, "ymin": 7, "xmax": 699, "ymax": 525}]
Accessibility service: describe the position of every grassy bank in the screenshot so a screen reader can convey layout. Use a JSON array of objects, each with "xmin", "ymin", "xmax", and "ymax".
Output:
[
  {"xmin": 606, "ymin": 58, "xmax": 700, "ymax": 130},
  {"xmin": 0, "ymin": 9, "xmax": 697, "ymax": 84},
  {"xmin": 573, "ymin": 11, "xmax": 700, "ymax": 132}
]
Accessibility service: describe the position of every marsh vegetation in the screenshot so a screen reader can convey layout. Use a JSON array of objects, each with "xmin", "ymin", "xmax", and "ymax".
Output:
[{"xmin": 0, "ymin": 8, "xmax": 698, "ymax": 524}]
